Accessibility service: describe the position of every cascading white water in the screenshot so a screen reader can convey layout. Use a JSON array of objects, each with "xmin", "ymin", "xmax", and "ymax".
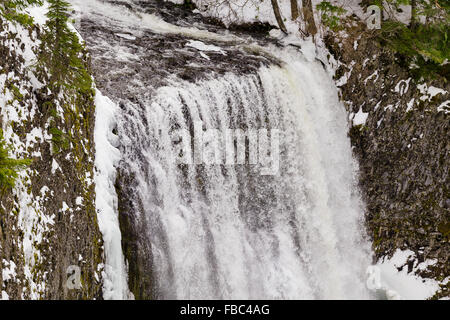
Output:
[
  {"xmin": 116, "ymin": 47, "xmax": 373, "ymax": 299},
  {"xmin": 69, "ymin": 0, "xmax": 373, "ymax": 300}
]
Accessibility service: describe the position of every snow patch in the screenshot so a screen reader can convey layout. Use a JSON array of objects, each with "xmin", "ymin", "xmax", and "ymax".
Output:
[
  {"xmin": 1, "ymin": 291, "xmax": 9, "ymax": 300},
  {"xmin": 394, "ymin": 78, "xmax": 411, "ymax": 96},
  {"xmin": 25, "ymin": 2, "xmax": 49, "ymax": 25},
  {"xmin": 437, "ymin": 100, "xmax": 449, "ymax": 114},
  {"xmin": 51, "ymin": 159, "xmax": 60, "ymax": 174},
  {"xmin": 2, "ymin": 260, "xmax": 17, "ymax": 281},
  {"xmin": 186, "ymin": 40, "xmax": 227, "ymax": 55},
  {"xmin": 418, "ymin": 83, "xmax": 448, "ymax": 102},
  {"xmin": 352, "ymin": 107, "xmax": 369, "ymax": 126},
  {"xmin": 115, "ymin": 33, "xmax": 136, "ymax": 40},
  {"xmin": 406, "ymin": 98, "xmax": 415, "ymax": 112},
  {"xmin": 94, "ymin": 89, "xmax": 132, "ymax": 300},
  {"xmin": 75, "ymin": 197, "xmax": 83, "ymax": 206},
  {"xmin": 367, "ymin": 249, "xmax": 443, "ymax": 300},
  {"xmin": 364, "ymin": 71, "xmax": 378, "ymax": 85}
]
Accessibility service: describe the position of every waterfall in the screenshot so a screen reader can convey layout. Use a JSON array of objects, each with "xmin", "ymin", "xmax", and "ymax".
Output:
[
  {"xmin": 116, "ymin": 50, "xmax": 372, "ymax": 299},
  {"xmin": 71, "ymin": 0, "xmax": 373, "ymax": 300}
]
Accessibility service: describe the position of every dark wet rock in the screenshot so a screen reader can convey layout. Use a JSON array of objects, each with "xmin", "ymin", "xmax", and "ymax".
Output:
[
  {"xmin": 80, "ymin": 19, "xmax": 278, "ymax": 99},
  {"xmin": 133, "ymin": 0, "xmax": 277, "ymax": 41},
  {"xmin": 78, "ymin": 0, "xmax": 283, "ymax": 299},
  {"xmin": 0, "ymin": 16, "xmax": 104, "ymax": 299},
  {"xmin": 115, "ymin": 171, "xmax": 155, "ymax": 299},
  {"xmin": 325, "ymin": 19, "xmax": 449, "ymax": 298}
]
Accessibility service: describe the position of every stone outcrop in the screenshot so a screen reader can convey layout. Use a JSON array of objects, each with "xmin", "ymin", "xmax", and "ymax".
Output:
[
  {"xmin": 325, "ymin": 20, "xmax": 449, "ymax": 298},
  {"xmin": 0, "ymin": 17, "xmax": 104, "ymax": 299}
]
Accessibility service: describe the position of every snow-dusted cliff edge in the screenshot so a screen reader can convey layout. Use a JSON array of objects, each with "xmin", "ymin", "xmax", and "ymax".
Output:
[
  {"xmin": 1, "ymin": 0, "xmax": 448, "ymax": 300},
  {"xmin": 0, "ymin": 12, "xmax": 105, "ymax": 298}
]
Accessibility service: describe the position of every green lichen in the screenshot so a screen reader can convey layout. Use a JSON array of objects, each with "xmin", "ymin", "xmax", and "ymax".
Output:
[
  {"xmin": 0, "ymin": 129, "xmax": 32, "ymax": 193},
  {"xmin": 49, "ymin": 126, "xmax": 70, "ymax": 153}
]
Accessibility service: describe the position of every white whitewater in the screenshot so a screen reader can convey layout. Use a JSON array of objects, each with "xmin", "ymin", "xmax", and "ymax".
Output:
[
  {"xmin": 117, "ymin": 53, "xmax": 373, "ymax": 299},
  {"xmin": 74, "ymin": 0, "xmax": 373, "ymax": 299}
]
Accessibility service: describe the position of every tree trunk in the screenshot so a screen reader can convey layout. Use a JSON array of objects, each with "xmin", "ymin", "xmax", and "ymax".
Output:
[
  {"xmin": 290, "ymin": 0, "xmax": 299, "ymax": 20},
  {"xmin": 271, "ymin": 0, "xmax": 288, "ymax": 34},
  {"xmin": 302, "ymin": 0, "xmax": 317, "ymax": 36},
  {"xmin": 410, "ymin": 0, "xmax": 417, "ymax": 30}
]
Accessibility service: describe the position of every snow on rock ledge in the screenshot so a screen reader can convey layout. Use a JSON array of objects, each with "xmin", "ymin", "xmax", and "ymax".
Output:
[
  {"xmin": 367, "ymin": 249, "xmax": 445, "ymax": 300},
  {"xmin": 94, "ymin": 89, "xmax": 132, "ymax": 300}
]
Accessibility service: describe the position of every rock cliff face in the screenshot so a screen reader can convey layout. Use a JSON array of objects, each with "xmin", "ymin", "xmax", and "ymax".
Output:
[
  {"xmin": 325, "ymin": 21, "xmax": 449, "ymax": 298},
  {"xmin": 74, "ymin": 0, "xmax": 281, "ymax": 299},
  {"xmin": 1, "ymin": 1, "xmax": 448, "ymax": 300},
  {"xmin": 0, "ymin": 17, "xmax": 104, "ymax": 299}
]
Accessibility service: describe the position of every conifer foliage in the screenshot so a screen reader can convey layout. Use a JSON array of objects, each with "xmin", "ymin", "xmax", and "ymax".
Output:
[
  {"xmin": 38, "ymin": 0, "xmax": 92, "ymax": 93},
  {"xmin": 0, "ymin": 130, "xmax": 31, "ymax": 192},
  {"xmin": 375, "ymin": 0, "xmax": 449, "ymax": 80},
  {"xmin": 0, "ymin": 0, "xmax": 42, "ymax": 25}
]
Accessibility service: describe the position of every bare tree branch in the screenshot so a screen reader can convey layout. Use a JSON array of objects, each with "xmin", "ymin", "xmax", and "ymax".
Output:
[
  {"xmin": 302, "ymin": 0, "xmax": 317, "ymax": 36},
  {"xmin": 290, "ymin": 0, "xmax": 299, "ymax": 20},
  {"xmin": 271, "ymin": 0, "xmax": 288, "ymax": 34}
]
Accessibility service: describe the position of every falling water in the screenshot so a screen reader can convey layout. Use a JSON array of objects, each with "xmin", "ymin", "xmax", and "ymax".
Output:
[
  {"xmin": 72, "ymin": 0, "xmax": 373, "ymax": 300},
  {"xmin": 116, "ymin": 52, "xmax": 372, "ymax": 299}
]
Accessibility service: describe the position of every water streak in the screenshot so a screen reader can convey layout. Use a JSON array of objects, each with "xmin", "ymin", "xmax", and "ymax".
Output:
[{"xmin": 117, "ymin": 53, "xmax": 372, "ymax": 299}]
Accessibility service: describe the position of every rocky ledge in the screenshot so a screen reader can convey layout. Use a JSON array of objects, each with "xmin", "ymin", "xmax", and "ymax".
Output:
[{"xmin": 325, "ymin": 19, "xmax": 449, "ymax": 298}]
